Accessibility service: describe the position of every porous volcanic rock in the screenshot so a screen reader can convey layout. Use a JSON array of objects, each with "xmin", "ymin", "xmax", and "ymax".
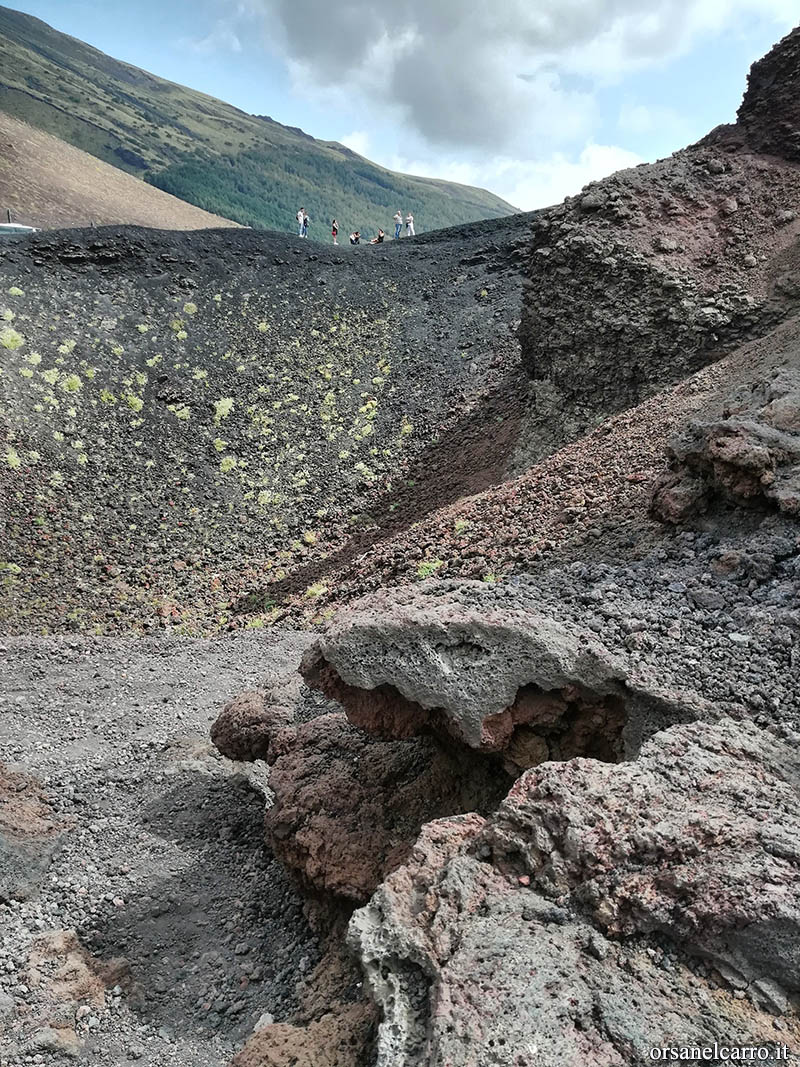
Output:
[
  {"xmin": 738, "ymin": 25, "xmax": 800, "ymax": 161},
  {"xmin": 211, "ymin": 688, "xmax": 295, "ymax": 763},
  {"xmin": 484, "ymin": 719, "xmax": 800, "ymax": 991},
  {"xmin": 213, "ymin": 706, "xmax": 510, "ymax": 902},
  {"xmin": 652, "ymin": 360, "xmax": 800, "ymax": 520},
  {"xmin": 301, "ymin": 585, "xmax": 698, "ymax": 759},
  {"xmin": 349, "ymin": 721, "xmax": 800, "ymax": 1067}
]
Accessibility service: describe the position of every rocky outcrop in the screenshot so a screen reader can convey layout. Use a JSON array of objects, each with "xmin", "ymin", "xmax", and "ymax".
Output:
[
  {"xmin": 350, "ymin": 721, "xmax": 800, "ymax": 1067},
  {"xmin": 520, "ymin": 213, "xmax": 763, "ymax": 459},
  {"xmin": 738, "ymin": 26, "xmax": 800, "ymax": 161},
  {"xmin": 652, "ymin": 358, "xmax": 800, "ymax": 520},
  {"xmin": 211, "ymin": 699, "xmax": 509, "ymax": 901},
  {"xmin": 211, "ymin": 688, "xmax": 295, "ymax": 763},
  {"xmin": 516, "ymin": 120, "xmax": 800, "ymax": 465},
  {"xmin": 484, "ymin": 720, "xmax": 800, "ymax": 990},
  {"xmin": 301, "ymin": 584, "xmax": 699, "ymax": 763},
  {"xmin": 264, "ymin": 713, "xmax": 509, "ymax": 901}
]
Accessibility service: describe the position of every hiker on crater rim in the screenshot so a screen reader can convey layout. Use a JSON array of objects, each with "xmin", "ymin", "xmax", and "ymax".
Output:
[
  {"xmin": 296, "ymin": 207, "xmax": 305, "ymax": 237},
  {"xmin": 405, "ymin": 212, "xmax": 415, "ymax": 237},
  {"xmin": 350, "ymin": 230, "xmax": 361, "ymax": 244},
  {"xmin": 394, "ymin": 210, "xmax": 402, "ymax": 239},
  {"xmin": 370, "ymin": 229, "xmax": 385, "ymax": 244},
  {"xmin": 301, "ymin": 210, "xmax": 309, "ymax": 238},
  {"xmin": 331, "ymin": 218, "xmax": 339, "ymax": 245}
]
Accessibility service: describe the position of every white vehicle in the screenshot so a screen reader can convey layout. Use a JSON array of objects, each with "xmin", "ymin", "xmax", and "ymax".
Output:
[{"xmin": 0, "ymin": 223, "xmax": 39, "ymax": 240}]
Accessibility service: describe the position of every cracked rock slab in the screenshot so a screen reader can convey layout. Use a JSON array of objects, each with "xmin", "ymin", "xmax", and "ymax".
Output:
[{"xmin": 302, "ymin": 584, "xmax": 700, "ymax": 759}]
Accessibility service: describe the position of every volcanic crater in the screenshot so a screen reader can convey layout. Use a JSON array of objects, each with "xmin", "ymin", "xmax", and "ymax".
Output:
[{"xmin": 2, "ymin": 22, "xmax": 800, "ymax": 1067}]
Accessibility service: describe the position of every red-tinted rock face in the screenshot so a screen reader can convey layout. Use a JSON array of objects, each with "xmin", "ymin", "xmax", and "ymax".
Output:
[
  {"xmin": 211, "ymin": 690, "xmax": 510, "ymax": 903},
  {"xmin": 264, "ymin": 713, "xmax": 509, "ymax": 902},
  {"xmin": 483, "ymin": 720, "xmax": 800, "ymax": 988},
  {"xmin": 350, "ymin": 721, "xmax": 800, "ymax": 1067},
  {"xmin": 299, "ymin": 587, "xmax": 699, "ymax": 770},
  {"xmin": 482, "ymin": 682, "xmax": 626, "ymax": 768},
  {"xmin": 211, "ymin": 689, "xmax": 295, "ymax": 763},
  {"xmin": 517, "ymin": 118, "xmax": 800, "ymax": 472},
  {"xmin": 738, "ymin": 26, "xmax": 800, "ymax": 161},
  {"xmin": 300, "ymin": 649, "xmax": 441, "ymax": 741}
]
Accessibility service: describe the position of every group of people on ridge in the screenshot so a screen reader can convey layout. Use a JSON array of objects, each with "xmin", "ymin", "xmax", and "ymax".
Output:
[
  {"xmin": 296, "ymin": 207, "xmax": 415, "ymax": 244},
  {"xmin": 296, "ymin": 208, "xmax": 310, "ymax": 238},
  {"xmin": 393, "ymin": 210, "xmax": 415, "ymax": 238}
]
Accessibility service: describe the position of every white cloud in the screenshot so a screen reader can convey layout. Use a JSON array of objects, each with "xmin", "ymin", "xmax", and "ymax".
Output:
[
  {"xmin": 616, "ymin": 100, "xmax": 694, "ymax": 143},
  {"xmin": 388, "ymin": 143, "xmax": 645, "ymax": 211},
  {"xmin": 505, "ymin": 144, "xmax": 645, "ymax": 209},
  {"xmin": 179, "ymin": 20, "xmax": 243, "ymax": 56},
  {"xmin": 228, "ymin": 0, "xmax": 796, "ymax": 153},
  {"xmin": 199, "ymin": 0, "xmax": 797, "ymax": 209},
  {"xmin": 340, "ymin": 130, "xmax": 371, "ymax": 156}
]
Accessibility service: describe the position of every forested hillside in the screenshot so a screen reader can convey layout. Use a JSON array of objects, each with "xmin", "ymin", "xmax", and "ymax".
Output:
[
  {"xmin": 0, "ymin": 4, "xmax": 516, "ymax": 234},
  {"xmin": 147, "ymin": 145, "xmax": 505, "ymax": 234}
]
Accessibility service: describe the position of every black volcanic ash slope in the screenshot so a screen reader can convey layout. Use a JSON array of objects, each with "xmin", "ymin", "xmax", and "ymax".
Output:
[
  {"xmin": 0, "ymin": 222, "xmax": 528, "ymax": 634},
  {"xmin": 6, "ymin": 26, "xmax": 800, "ymax": 637}
]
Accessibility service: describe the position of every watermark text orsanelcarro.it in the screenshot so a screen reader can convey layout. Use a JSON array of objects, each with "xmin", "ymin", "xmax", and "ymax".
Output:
[{"xmin": 648, "ymin": 1046, "xmax": 793, "ymax": 1062}]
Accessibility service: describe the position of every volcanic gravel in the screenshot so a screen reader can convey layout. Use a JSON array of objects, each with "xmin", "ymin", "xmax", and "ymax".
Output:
[{"xmin": 0, "ymin": 631, "xmax": 328, "ymax": 1067}]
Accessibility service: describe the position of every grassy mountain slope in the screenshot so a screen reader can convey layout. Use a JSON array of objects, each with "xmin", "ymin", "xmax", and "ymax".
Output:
[
  {"xmin": 0, "ymin": 4, "xmax": 516, "ymax": 234},
  {"xmin": 0, "ymin": 111, "xmax": 240, "ymax": 230}
]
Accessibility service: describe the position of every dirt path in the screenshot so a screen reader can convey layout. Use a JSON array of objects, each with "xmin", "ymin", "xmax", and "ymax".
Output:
[{"xmin": 0, "ymin": 631, "xmax": 319, "ymax": 1067}]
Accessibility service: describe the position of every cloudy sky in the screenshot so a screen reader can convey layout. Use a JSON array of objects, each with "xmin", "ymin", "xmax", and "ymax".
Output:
[{"xmin": 11, "ymin": 0, "xmax": 799, "ymax": 209}]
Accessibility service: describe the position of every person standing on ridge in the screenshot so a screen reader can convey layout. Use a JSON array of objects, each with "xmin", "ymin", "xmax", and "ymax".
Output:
[
  {"xmin": 331, "ymin": 218, "xmax": 339, "ymax": 245},
  {"xmin": 393, "ymin": 210, "xmax": 402, "ymax": 239},
  {"xmin": 302, "ymin": 210, "xmax": 309, "ymax": 238},
  {"xmin": 296, "ymin": 207, "xmax": 305, "ymax": 236},
  {"xmin": 405, "ymin": 211, "xmax": 415, "ymax": 237}
]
